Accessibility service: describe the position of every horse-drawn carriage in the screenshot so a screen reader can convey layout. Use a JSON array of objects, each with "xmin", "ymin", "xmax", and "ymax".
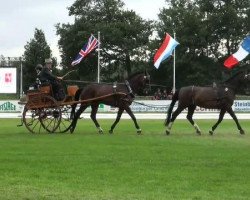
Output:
[{"xmin": 19, "ymin": 71, "xmax": 151, "ymax": 134}]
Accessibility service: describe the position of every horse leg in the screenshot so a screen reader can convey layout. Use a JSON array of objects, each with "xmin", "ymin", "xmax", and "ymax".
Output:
[
  {"xmin": 70, "ymin": 88, "xmax": 83, "ymax": 119},
  {"xmin": 227, "ymin": 107, "xmax": 245, "ymax": 134},
  {"xmin": 109, "ymin": 108, "xmax": 124, "ymax": 134},
  {"xmin": 70, "ymin": 104, "xmax": 87, "ymax": 133},
  {"xmin": 209, "ymin": 109, "xmax": 226, "ymax": 135},
  {"xmin": 124, "ymin": 106, "xmax": 142, "ymax": 134},
  {"xmin": 186, "ymin": 105, "xmax": 201, "ymax": 135},
  {"xmin": 166, "ymin": 106, "xmax": 185, "ymax": 135},
  {"xmin": 90, "ymin": 104, "xmax": 103, "ymax": 134},
  {"xmin": 70, "ymin": 103, "xmax": 77, "ymax": 120}
]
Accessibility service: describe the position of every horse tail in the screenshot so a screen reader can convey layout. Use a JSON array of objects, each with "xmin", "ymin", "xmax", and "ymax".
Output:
[
  {"xmin": 165, "ymin": 90, "xmax": 179, "ymax": 126},
  {"xmin": 74, "ymin": 88, "xmax": 83, "ymax": 101},
  {"xmin": 70, "ymin": 88, "xmax": 83, "ymax": 119}
]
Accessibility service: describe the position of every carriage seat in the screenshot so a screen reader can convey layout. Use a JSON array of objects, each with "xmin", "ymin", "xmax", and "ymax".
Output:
[
  {"xmin": 62, "ymin": 85, "xmax": 79, "ymax": 102},
  {"xmin": 39, "ymin": 85, "xmax": 52, "ymax": 94}
]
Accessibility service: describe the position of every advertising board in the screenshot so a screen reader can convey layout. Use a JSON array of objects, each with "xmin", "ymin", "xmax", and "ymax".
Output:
[{"xmin": 0, "ymin": 68, "xmax": 17, "ymax": 93}]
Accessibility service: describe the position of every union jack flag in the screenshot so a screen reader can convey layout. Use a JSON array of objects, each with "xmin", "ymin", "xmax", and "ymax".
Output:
[{"xmin": 71, "ymin": 34, "xmax": 100, "ymax": 66}]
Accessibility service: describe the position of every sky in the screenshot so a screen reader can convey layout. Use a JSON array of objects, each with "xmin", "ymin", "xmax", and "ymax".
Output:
[{"xmin": 0, "ymin": 0, "xmax": 166, "ymax": 62}]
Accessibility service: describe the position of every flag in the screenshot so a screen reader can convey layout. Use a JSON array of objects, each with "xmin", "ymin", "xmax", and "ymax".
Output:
[
  {"xmin": 224, "ymin": 35, "xmax": 250, "ymax": 69},
  {"xmin": 154, "ymin": 33, "xmax": 179, "ymax": 69},
  {"xmin": 71, "ymin": 34, "xmax": 100, "ymax": 66}
]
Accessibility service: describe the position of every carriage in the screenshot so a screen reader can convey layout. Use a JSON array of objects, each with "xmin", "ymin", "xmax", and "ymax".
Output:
[
  {"xmin": 20, "ymin": 85, "xmax": 126, "ymax": 134},
  {"xmin": 19, "ymin": 84, "xmax": 79, "ymax": 134}
]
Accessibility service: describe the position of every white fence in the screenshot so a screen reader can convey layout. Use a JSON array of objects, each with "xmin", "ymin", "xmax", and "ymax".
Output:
[{"xmin": 1, "ymin": 100, "xmax": 250, "ymax": 119}]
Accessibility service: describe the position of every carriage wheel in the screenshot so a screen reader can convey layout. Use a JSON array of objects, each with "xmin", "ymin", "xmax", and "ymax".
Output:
[
  {"xmin": 23, "ymin": 107, "xmax": 43, "ymax": 134},
  {"xmin": 23, "ymin": 95, "xmax": 61, "ymax": 133},
  {"xmin": 54, "ymin": 105, "xmax": 74, "ymax": 133}
]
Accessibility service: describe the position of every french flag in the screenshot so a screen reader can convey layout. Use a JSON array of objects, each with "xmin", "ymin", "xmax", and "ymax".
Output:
[
  {"xmin": 224, "ymin": 35, "xmax": 250, "ymax": 69},
  {"xmin": 154, "ymin": 33, "xmax": 179, "ymax": 69}
]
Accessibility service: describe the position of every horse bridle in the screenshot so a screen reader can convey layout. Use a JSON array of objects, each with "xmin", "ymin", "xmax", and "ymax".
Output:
[
  {"xmin": 244, "ymin": 74, "xmax": 250, "ymax": 79},
  {"xmin": 144, "ymin": 74, "xmax": 151, "ymax": 91}
]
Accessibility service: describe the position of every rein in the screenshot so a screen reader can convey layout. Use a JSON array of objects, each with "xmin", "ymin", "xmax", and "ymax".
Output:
[
  {"xmin": 64, "ymin": 79, "xmax": 129, "ymax": 86},
  {"xmin": 61, "ymin": 92, "xmax": 128, "ymax": 106},
  {"xmin": 132, "ymin": 100, "xmax": 169, "ymax": 109},
  {"xmin": 63, "ymin": 79, "xmax": 163, "ymax": 88}
]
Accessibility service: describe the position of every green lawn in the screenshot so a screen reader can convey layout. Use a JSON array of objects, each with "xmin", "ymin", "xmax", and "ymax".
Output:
[{"xmin": 0, "ymin": 118, "xmax": 250, "ymax": 200}]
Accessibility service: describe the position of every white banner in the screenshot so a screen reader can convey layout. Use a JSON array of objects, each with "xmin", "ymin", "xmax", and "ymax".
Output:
[
  {"xmin": 3, "ymin": 100, "xmax": 250, "ymax": 114},
  {"xmin": 0, "ymin": 68, "xmax": 17, "ymax": 93},
  {"xmin": 108, "ymin": 100, "xmax": 250, "ymax": 113}
]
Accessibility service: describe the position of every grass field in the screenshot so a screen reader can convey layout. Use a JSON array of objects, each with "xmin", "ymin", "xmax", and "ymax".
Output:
[{"xmin": 0, "ymin": 118, "xmax": 250, "ymax": 200}]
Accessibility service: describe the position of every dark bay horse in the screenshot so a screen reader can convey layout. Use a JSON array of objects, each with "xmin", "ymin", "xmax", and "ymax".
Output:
[
  {"xmin": 165, "ymin": 71, "xmax": 250, "ymax": 135},
  {"xmin": 70, "ymin": 71, "xmax": 150, "ymax": 134}
]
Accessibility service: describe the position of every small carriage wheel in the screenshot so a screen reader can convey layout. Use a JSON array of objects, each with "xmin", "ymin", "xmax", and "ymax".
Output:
[
  {"xmin": 23, "ymin": 95, "xmax": 61, "ymax": 134},
  {"xmin": 54, "ymin": 105, "xmax": 74, "ymax": 133},
  {"xmin": 23, "ymin": 106, "xmax": 43, "ymax": 134}
]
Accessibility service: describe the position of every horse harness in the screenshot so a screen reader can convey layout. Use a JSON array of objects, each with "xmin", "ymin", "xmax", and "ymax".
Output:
[
  {"xmin": 125, "ymin": 80, "xmax": 135, "ymax": 98},
  {"xmin": 191, "ymin": 85, "xmax": 195, "ymax": 105},
  {"xmin": 191, "ymin": 85, "xmax": 230, "ymax": 106},
  {"xmin": 112, "ymin": 80, "xmax": 135, "ymax": 106}
]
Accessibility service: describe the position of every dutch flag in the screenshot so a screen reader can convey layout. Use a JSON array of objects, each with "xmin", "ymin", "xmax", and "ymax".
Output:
[
  {"xmin": 154, "ymin": 33, "xmax": 179, "ymax": 69},
  {"xmin": 224, "ymin": 35, "xmax": 250, "ymax": 69}
]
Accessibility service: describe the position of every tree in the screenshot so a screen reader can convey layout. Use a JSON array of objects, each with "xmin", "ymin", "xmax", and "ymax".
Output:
[
  {"xmin": 22, "ymin": 28, "xmax": 56, "ymax": 92},
  {"xmin": 153, "ymin": 0, "xmax": 250, "ymax": 88},
  {"xmin": 197, "ymin": 0, "xmax": 250, "ymax": 58},
  {"xmin": 56, "ymin": 0, "xmax": 153, "ymax": 82}
]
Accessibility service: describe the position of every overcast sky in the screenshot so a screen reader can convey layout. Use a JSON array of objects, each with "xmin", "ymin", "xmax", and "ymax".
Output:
[{"xmin": 0, "ymin": 0, "xmax": 166, "ymax": 62}]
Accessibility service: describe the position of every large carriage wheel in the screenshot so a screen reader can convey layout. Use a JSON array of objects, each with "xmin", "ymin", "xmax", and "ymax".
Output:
[
  {"xmin": 23, "ymin": 95, "xmax": 61, "ymax": 133},
  {"xmin": 54, "ymin": 105, "xmax": 74, "ymax": 133}
]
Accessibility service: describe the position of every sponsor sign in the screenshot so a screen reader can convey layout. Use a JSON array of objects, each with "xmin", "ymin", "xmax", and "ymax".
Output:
[
  {"xmin": 234, "ymin": 100, "xmax": 250, "ymax": 112},
  {"xmin": 0, "ymin": 68, "xmax": 17, "ymax": 93},
  {"xmin": 0, "ymin": 101, "xmax": 22, "ymax": 113}
]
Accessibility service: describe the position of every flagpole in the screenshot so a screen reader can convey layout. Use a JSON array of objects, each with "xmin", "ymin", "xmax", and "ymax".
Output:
[
  {"xmin": 173, "ymin": 31, "xmax": 176, "ymax": 93},
  {"xmin": 97, "ymin": 31, "xmax": 101, "ymax": 83},
  {"xmin": 19, "ymin": 57, "xmax": 23, "ymax": 98}
]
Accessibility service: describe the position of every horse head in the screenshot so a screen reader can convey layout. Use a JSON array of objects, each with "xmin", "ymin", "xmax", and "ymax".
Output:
[
  {"xmin": 224, "ymin": 71, "xmax": 250, "ymax": 91},
  {"xmin": 128, "ymin": 71, "xmax": 151, "ymax": 95}
]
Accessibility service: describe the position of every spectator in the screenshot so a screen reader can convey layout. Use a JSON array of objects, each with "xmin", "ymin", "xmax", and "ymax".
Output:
[
  {"xmin": 161, "ymin": 89, "xmax": 168, "ymax": 100},
  {"xmin": 167, "ymin": 90, "xmax": 173, "ymax": 100},
  {"xmin": 153, "ymin": 88, "xmax": 161, "ymax": 100}
]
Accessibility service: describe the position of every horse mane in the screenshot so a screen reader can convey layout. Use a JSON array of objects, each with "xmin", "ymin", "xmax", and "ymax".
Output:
[
  {"xmin": 223, "ymin": 71, "xmax": 245, "ymax": 84},
  {"xmin": 127, "ymin": 71, "xmax": 144, "ymax": 80}
]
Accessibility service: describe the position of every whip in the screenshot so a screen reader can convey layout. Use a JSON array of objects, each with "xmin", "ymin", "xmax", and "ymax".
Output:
[{"xmin": 62, "ymin": 70, "xmax": 77, "ymax": 79}]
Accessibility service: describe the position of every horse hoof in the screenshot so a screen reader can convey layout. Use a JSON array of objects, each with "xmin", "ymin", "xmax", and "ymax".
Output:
[
  {"xmin": 209, "ymin": 130, "xmax": 213, "ymax": 135},
  {"xmin": 196, "ymin": 131, "xmax": 201, "ymax": 135},
  {"xmin": 109, "ymin": 130, "xmax": 113, "ymax": 134},
  {"xmin": 166, "ymin": 130, "xmax": 170, "ymax": 135},
  {"xmin": 240, "ymin": 130, "xmax": 245, "ymax": 135},
  {"xmin": 137, "ymin": 129, "xmax": 142, "ymax": 134},
  {"xmin": 99, "ymin": 130, "xmax": 103, "ymax": 134}
]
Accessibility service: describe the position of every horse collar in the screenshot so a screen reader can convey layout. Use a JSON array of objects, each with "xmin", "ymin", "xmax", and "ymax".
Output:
[
  {"xmin": 125, "ymin": 80, "xmax": 134, "ymax": 97},
  {"xmin": 191, "ymin": 85, "xmax": 195, "ymax": 105},
  {"xmin": 113, "ymin": 81, "xmax": 117, "ymax": 93}
]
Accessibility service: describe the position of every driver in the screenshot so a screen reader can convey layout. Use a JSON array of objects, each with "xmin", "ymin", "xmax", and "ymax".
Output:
[{"xmin": 38, "ymin": 58, "xmax": 65, "ymax": 101}]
